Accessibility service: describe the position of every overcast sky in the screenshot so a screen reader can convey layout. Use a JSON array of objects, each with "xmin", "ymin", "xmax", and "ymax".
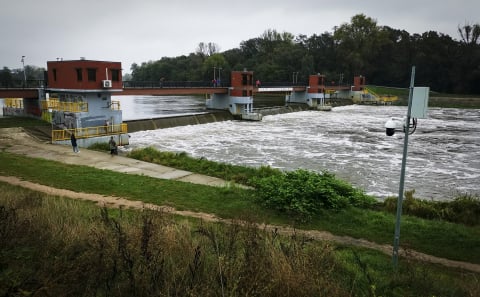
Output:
[{"xmin": 1, "ymin": 0, "xmax": 478, "ymax": 73}]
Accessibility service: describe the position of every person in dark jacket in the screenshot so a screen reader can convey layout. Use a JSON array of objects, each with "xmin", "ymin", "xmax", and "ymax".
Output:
[
  {"xmin": 71, "ymin": 134, "xmax": 79, "ymax": 153},
  {"xmin": 109, "ymin": 136, "xmax": 117, "ymax": 155}
]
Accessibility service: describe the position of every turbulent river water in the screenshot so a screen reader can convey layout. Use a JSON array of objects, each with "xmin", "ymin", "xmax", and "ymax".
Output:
[{"xmin": 118, "ymin": 95, "xmax": 480, "ymax": 201}]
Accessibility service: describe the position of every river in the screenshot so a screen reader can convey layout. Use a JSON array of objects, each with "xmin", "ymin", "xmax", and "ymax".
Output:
[{"xmin": 118, "ymin": 96, "xmax": 480, "ymax": 201}]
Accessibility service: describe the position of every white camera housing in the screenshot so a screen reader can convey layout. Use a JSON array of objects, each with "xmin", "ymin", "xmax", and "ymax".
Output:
[{"xmin": 385, "ymin": 117, "xmax": 406, "ymax": 136}]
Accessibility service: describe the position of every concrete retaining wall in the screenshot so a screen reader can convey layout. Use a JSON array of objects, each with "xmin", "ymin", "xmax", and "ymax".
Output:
[{"xmin": 125, "ymin": 111, "xmax": 234, "ymax": 133}]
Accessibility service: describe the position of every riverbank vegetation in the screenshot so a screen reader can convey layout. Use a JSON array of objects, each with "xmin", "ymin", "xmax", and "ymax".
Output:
[
  {"xmin": 128, "ymin": 147, "xmax": 480, "ymax": 225},
  {"xmin": 1, "ymin": 183, "xmax": 478, "ymax": 296},
  {"xmin": 1, "ymin": 150, "xmax": 479, "ymax": 264}
]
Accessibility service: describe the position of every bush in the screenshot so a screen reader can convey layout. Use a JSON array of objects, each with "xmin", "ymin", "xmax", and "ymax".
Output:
[
  {"xmin": 252, "ymin": 169, "xmax": 376, "ymax": 221},
  {"xmin": 439, "ymin": 194, "xmax": 480, "ymax": 226},
  {"xmin": 383, "ymin": 190, "xmax": 480, "ymax": 226}
]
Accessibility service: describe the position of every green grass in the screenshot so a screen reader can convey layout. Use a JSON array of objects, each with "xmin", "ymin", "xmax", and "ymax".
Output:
[
  {"xmin": 366, "ymin": 85, "xmax": 480, "ymax": 108},
  {"xmin": 0, "ymin": 151, "xmax": 256, "ymax": 217},
  {"xmin": 1, "ymin": 151, "xmax": 479, "ymax": 265},
  {"xmin": 1, "ymin": 185, "xmax": 478, "ymax": 296},
  {"xmin": 0, "ymin": 116, "xmax": 50, "ymax": 128},
  {"xmin": 366, "ymin": 85, "xmax": 409, "ymax": 98},
  {"xmin": 127, "ymin": 147, "xmax": 265, "ymax": 186}
]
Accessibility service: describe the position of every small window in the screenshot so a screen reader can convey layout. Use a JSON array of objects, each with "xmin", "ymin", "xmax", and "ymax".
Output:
[
  {"xmin": 87, "ymin": 68, "xmax": 96, "ymax": 81},
  {"xmin": 111, "ymin": 69, "xmax": 120, "ymax": 81},
  {"xmin": 53, "ymin": 69, "xmax": 57, "ymax": 81},
  {"xmin": 242, "ymin": 74, "xmax": 248, "ymax": 85},
  {"xmin": 76, "ymin": 68, "xmax": 83, "ymax": 81}
]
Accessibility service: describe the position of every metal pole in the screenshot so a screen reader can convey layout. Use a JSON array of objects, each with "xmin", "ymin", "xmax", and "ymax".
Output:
[
  {"xmin": 392, "ymin": 66, "xmax": 416, "ymax": 268},
  {"xmin": 21, "ymin": 56, "xmax": 26, "ymax": 85}
]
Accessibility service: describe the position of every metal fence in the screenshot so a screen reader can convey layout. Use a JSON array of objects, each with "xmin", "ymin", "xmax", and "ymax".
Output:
[{"xmin": 52, "ymin": 123, "xmax": 128, "ymax": 141}]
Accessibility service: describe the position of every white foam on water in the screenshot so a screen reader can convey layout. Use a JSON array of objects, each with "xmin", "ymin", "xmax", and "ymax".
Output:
[{"xmin": 126, "ymin": 104, "xmax": 480, "ymax": 201}]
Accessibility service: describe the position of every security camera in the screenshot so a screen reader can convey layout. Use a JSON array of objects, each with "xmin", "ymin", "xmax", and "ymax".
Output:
[
  {"xmin": 384, "ymin": 117, "xmax": 406, "ymax": 136},
  {"xmin": 385, "ymin": 119, "xmax": 397, "ymax": 136}
]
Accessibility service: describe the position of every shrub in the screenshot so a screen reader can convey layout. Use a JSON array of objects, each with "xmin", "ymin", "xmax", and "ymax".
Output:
[
  {"xmin": 382, "ymin": 190, "xmax": 480, "ymax": 226},
  {"xmin": 439, "ymin": 194, "xmax": 480, "ymax": 226},
  {"xmin": 252, "ymin": 169, "xmax": 376, "ymax": 221}
]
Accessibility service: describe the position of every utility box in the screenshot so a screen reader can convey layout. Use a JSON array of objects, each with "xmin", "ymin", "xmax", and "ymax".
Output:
[{"xmin": 411, "ymin": 87, "xmax": 429, "ymax": 118}]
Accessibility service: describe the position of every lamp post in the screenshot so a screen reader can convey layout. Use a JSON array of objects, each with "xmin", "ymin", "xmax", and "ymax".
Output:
[
  {"xmin": 392, "ymin": 66, "xmax": 416, "ymax": 268},
  {"xmin": 21, "ymin": 56, "xmax": 26, "ymax": 86},
  {"xmin": 292, "ymin": 72, "xmax": 299, "ymax": 84}
]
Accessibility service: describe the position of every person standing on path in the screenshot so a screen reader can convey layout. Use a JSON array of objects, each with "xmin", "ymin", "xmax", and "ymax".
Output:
[
  {"xmin": 108, "ymin": 136, "xmax": 117, "ymax": 155},
  {"xmin": 70, "ymin": 134, "xmax": 79, "ymax": 153}
]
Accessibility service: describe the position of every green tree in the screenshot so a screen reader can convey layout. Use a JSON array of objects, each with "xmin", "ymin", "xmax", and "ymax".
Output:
[
  {"xmin": 458, "ymin": 22, "xmax": 480, "ymax": 45},
  {"xmin": 203, "ymin": 53, "xmax": 228, "ymax": 82},
  {"xmin": 412, "ymin": 31, "xmax": 458, "ymax": 93},
  {"xmin": 0, "ymin": 67, "xmax": 13, "ymax": 87},
  {"xmin": 333, "ymin": 14, "xmax": 390, "ymax": 80},
  {"xmin": 455, "ymin": 22, "xmax": 480, "ymax": 93},
  {"xmin": 304, "ymin": 32, "xmax": 336, "ymax": 75}
]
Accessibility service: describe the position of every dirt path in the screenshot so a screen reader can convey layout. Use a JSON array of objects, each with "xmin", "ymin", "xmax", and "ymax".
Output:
[{"xmin": 1, "ymin": 175, "xmax": 479, "ymax": 274}]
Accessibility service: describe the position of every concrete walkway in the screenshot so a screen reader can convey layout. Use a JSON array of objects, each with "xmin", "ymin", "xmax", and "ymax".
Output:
[{"xmin": 0, "ymin": 127, "xmax": 232, "ymax": 187}]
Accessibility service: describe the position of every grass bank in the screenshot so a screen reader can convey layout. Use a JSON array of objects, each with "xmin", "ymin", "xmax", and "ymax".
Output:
[
  {"xmin": 0, "ymin": 151, "xmax": 479, "ymax": 265},
  {"xmin": 1, "ymin": 184, "xmax": 478, "ymax": 296},
  {"xmin": 367, "ymin": 85, "xmax": 480, "ymax": 108}
]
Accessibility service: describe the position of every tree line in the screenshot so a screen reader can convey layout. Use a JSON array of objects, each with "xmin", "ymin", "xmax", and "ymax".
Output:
[
  {"xmin": 2, "ymin": 14, "xmax": 479, "ymax": 94},
  {"xmin": 130, "ymin": 14, "xmax": 480, "ymax": 94}
]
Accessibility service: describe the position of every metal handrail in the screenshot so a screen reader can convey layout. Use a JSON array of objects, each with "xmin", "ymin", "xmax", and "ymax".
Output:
[
  {"xmin": 52, "ymin": 123, "xmax": 128, "ymax": 141},
  {"xmin": 3, "ymin": 98, "xmax": 23, "ymax": 108},
  {"xmin": 40, "ymin": 100, "xmax": 88, "ymax": 112}
]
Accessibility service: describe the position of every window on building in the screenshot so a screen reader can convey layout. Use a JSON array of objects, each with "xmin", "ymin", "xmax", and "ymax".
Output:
[
  {"xmin": 111, "ymin": 69, "xmax": 120, "ymax": 81},
  {"xmin": 87, "ymin": 68, "xmax": 96, "ymax": 81},
  {"xmin": 76, "ymin": 68, "xmax": 83, "ymax": 81},
  {"xmin": 53, "ymin": 69, "xmax": 57, "ymax": 81}
]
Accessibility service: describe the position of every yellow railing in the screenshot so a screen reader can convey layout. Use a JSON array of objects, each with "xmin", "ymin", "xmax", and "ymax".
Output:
[
  {"xmin": 379, "ymin": 95, "xmax": 399, "ymax": 103},
  {"xmin": 40, "ymin": 98, "xmax": 59, "ymax": 109},
  {"xmin": 41, "ymin": 99, "xmax": 88, "ymax": 112},
  {"xmin": 52, "ymin": 123, "xmax": 128, "ymax": 142},
  {"xmin": 41, "ymin": 111, "xmax": 52, "ymax": 123},
  {"xmin": 364, "ymin": 88, "xmax": 398, "ymax": 103},
  {"xmin": 4, "ymin": 98, "xmax": 23, "ymax": 108}
]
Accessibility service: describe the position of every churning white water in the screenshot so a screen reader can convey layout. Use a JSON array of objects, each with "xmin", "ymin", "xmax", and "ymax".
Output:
[{"xmin": 118, "ymin": 96, "xmax": 480, "ymax": 201}]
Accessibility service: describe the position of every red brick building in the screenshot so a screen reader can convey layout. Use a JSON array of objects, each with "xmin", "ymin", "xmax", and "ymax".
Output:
[{"xmin": 46, "ymin": 59, "xmax": 122, "ymax": 91}]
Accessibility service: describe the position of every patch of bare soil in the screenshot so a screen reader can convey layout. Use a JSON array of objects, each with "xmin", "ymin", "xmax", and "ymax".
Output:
[{"xmin": 1, "ymin": 175, "xmax": 479, "ymax": 273}]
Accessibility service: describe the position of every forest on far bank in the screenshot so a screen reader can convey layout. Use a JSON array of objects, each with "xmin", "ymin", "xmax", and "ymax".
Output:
[{"xmin": 2, "ymin": 14, "xmax": 480, "ymax": 94}]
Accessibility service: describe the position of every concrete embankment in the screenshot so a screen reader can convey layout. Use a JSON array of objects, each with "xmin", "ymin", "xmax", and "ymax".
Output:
[
  {"xmin": 124, "ymin": 106, "xmax": 312, "ymax": 133},
  {"xmin": 254, "ymin": 104, "xmax": 310, "ymax": 116},
  {"xmin": 125, "ymin": 111, "xmax": 234, "ymax": 133}
]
